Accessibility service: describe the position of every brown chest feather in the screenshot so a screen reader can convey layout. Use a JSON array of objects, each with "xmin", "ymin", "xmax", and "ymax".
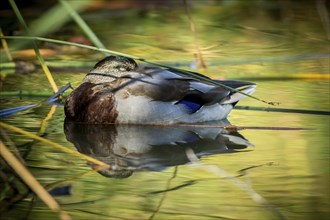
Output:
[{"xmin": 64, "ymin": 82, "xmax": 118, "ymax": 124}]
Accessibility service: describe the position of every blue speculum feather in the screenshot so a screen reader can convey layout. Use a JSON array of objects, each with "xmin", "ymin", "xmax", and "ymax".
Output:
[{"xmin": 177, "ymin": 100, "xmax": 202, "ymax": 113}]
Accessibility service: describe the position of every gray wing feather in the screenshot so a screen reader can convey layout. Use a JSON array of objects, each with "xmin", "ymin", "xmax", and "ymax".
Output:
[{"xmin": 124, "ymin": 68, "xmax": 254, "ymax": 105}]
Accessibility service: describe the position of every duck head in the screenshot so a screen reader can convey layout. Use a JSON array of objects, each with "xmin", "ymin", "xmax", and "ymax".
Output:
[{"xmin": 83, "ymin": 56, "xmax": 138, "ymax": 84}]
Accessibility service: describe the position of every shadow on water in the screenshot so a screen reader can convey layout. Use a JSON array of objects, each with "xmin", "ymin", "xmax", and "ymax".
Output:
[{"xmin": 64, "ymin": 119, "xmax": 253, "ymax": 178}]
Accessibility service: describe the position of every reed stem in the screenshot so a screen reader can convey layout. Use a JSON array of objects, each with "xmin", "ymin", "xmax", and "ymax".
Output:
[
  {"xmin": 8, "ymin": 0, "xmax": 58, "ymax": 92},
  {"xmin": 0, "ymin": 141, "xmax": 71, "ymax": 220}
]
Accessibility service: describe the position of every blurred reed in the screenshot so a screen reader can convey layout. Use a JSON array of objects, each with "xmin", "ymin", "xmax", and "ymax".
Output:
[{"xmin": 8, "ymin": 0, "xmax": 58, "ymax": 93}]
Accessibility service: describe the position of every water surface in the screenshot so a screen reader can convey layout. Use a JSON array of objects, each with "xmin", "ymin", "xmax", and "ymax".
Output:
[{"xmin": 0, "ymin": 1, "xmax": 329, "ymax": 220}]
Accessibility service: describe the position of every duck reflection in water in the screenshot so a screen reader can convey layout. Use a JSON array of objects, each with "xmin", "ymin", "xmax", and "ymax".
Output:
[{"xmin": 64, "ymin": 119, "xmax": 253, "ymax": 178}]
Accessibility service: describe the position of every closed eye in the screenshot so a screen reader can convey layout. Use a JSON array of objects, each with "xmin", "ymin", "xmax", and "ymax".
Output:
[
  {"xmin": 113, "ymin": 65, "xmax": 128, "ymax": 71},
  {"xmin": 119, "ymin": 66, "xmax": 126, "ymax": 71}
]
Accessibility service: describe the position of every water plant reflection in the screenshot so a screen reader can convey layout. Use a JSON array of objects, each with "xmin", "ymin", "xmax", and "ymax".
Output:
[{"xmin": 64, "ymin": 119, "xmax": 253, "ymax": 178}]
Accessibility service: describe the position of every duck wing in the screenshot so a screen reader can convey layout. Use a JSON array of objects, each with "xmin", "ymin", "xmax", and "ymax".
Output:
[
  {"xmin": 175, "ymin": 79, "xmax": 255, "ymax": 113},
  {"xmin": 123, "ymin": 67, "xmax": 255, "ymax": 113}
]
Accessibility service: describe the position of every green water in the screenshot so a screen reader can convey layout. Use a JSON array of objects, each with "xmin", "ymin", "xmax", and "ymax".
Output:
[
  {"xmin": 1, "ymin": 78, "xmax": 329, "ymax": 220},
  {"xmin": 1, "ymin": 1, "xmax": 329, "ymax": 220}
]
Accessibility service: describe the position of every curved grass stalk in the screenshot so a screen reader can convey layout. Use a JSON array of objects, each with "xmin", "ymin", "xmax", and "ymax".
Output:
[
  {"xmin": 0, "ymin": 141, "xmax": 71, "ymax": 220},
  {"xmin": 0, "ymin": 35, "xmax": 277, "ymax": 105},
  {"xmin": 0, "ymin": 122, "xmax": 109, "ymax": 168},
  {"xmin": 8, "ymin": 0, "xmax": 58, "ymax": 93},
  {"xmin": 1, "ymin": 35, "xmax": 140, "ymax": 58}
]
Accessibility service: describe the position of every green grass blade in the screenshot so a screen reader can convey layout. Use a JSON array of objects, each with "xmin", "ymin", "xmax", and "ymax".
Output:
[
  {"xmin": 59, "ymin": 0, "xmax": 108, "ymax": 56},
  {"xmin": 2, "ymin": 35, "xmax": 134, "ymax": 57},
  {"xmin": 9, "ymin": 0, "xmax": 90, "ymax": 50}
]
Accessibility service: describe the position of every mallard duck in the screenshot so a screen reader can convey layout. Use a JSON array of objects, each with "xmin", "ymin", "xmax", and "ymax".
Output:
[{"xmin": 64, "ymin": 56, "xmax": 256, "ymax": 124}]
